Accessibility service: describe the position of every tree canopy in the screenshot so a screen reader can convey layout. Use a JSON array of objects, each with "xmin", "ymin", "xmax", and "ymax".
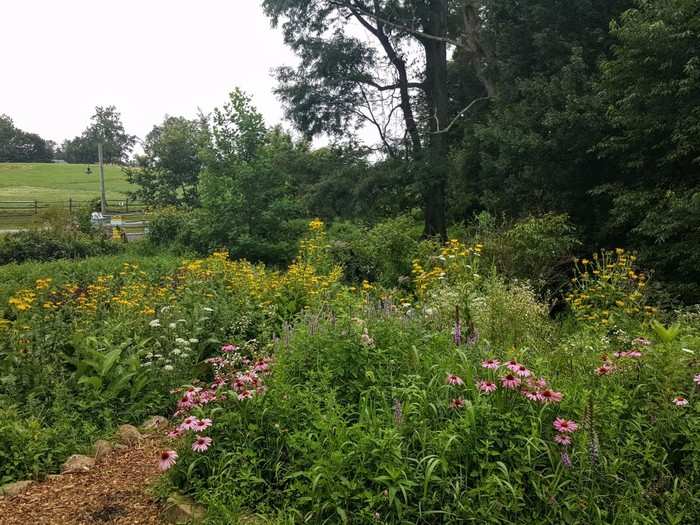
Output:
[
  {"xmin": 0, "ymin": 115, "xmax": 54, "ymax": 162},
  {"xmin": 62, "ymin": 106, "xmax": 136, "ymax": 164}
]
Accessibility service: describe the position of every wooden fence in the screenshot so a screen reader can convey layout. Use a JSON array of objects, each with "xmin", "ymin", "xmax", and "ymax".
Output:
[{"xmin": 0, "ymin": 199, "xmax": 146, "ymax": 219}]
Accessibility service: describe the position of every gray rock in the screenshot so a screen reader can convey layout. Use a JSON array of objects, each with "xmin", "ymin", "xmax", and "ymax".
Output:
[
  {"xmin": 0, "ymin": 480, "xmax": 34, "ymax": 497},
  {"xmin": 61, "ymin": 454, "xmax": 95, "ymax": 474},
  {"xmin": 116, "ymin": 424, "xmax": 142, "ymax": 445},
  {"xmin": 142, "ymin": 415, "xmax": 169, "ymax": 431},
  {"xmin": 93, "ymin": 439, "xmax": 113, "ymax": 461},
  {"xmin": 162, "ymin": 493, "xmax": 206, "ymax": 524}
]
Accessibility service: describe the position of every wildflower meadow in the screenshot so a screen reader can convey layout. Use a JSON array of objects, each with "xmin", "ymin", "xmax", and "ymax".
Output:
[{"xmin": 0, "ymin": 220, "xmax": 698, "ymax": 523}]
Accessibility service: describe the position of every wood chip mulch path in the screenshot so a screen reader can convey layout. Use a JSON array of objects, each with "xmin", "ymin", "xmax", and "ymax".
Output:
[{"xmin": 0, "ymin": 437, "xmax": 166, "ymax": 525}]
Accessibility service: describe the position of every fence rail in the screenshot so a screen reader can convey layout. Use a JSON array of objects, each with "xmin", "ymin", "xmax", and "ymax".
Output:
[{"xmin": 0, "ymin": 199, "xmax": 146, "ymax": 219}]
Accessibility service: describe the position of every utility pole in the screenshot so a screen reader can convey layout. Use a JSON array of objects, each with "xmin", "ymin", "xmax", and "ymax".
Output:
[{"xmin": 98, "ymin": 142, "xmax": 107, "ymax": 214}]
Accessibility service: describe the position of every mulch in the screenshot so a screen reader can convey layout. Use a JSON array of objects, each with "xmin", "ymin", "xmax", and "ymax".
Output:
[{"xmin": 0, "ymin": 436, "xmax": 166, "ymax": 525}]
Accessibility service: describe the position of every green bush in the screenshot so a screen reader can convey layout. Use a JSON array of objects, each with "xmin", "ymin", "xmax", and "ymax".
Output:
[
  {"xmin": 0, "ymin": 230, "xmax": 122, "ymax": 265},
  {"xmin": 328, "ymin": 215, "xmax": 423, "ymax": 287},
  {"xmin": 473, "ymin": 212, "xmax": 580, "ymax": 294}
]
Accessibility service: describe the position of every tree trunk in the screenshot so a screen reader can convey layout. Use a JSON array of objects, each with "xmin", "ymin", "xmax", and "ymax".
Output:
[{"xmin": 422, "ymin": 0, "xmax": 449, "ymax": 240}]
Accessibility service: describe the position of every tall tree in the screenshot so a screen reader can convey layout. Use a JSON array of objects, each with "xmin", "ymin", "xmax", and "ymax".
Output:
[
  {"xmin": 126, "ymin": 116, "xmax": 206, "ymax": 207},
  {"xmin": 0, "ymin": 114, "xmax": 54, "ymax": 162},
  {"xmin": 263, "ymin": 0, "xmax": 492, "ymax": 239},
  {"xmin": 63, "ymin": 106, "xmax": 136, "ymax": 164}
]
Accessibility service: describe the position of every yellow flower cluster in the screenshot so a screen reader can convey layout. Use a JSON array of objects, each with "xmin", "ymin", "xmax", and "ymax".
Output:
[
  {"xmin": 4, "ymin": 220, "xmax": 346, "ymax": 329},
  {"xmin": 412, "ymin": 239, "xmax": 482, "ymax": 298},
  {"xmin": 8, "ymin": 289, "xmax": 36, "ymax": 312},
  {"xmin": 35, "ymin": 277, "xmax": 52, "ymax": 290},
  {"xmin": 566, "ymin": 248, "xmax": 654, "ymax": 325}
]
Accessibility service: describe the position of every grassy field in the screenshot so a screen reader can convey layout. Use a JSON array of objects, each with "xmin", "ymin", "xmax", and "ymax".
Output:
[
  {"xmin": 0, "ymin": 162, "xmax": 132, "ymax": 202},
  {"xmin": 0, "ymin": 163, "xmax": 136, "ymax": 229}
]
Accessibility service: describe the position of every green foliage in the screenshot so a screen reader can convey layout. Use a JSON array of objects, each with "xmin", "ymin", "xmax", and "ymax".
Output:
[
  {"xmin": 599, "ymin": 0, "xmax": 700, "ymax": 172},
  {"xmin": 595, "ymin": 186, "xmax": 700, "ymax": 303},
  {"xmin": 61, "ymin": 105, "xmax": 136, "ymax": 164},
  {"xmin": 327, "ymin": 215, "xmax": 423, "ymax": 287},
  {"xmin": 0, "ymin": 114, "xmax": 53, "ymax": 162},
  {"xmin": 0, "ymin": 230, "xmax": 121, "ymax": 265},
  {"xmin": 198, "ymin": 91, "xmax": 310, "ymax": 265},
  {"xmin": 651, "ymin": 320, "xmax": 681, "ymax": 344},
  {"xmin": 168, "ymin": 298, "xmax": 700, "ymax": 523},
  {"xmin": 474, "ymin": 213, "xmax": 580, "ymax": 293},
  {"xmin": 125, "ymin": 116, "xmax": 206, "ymax": 207},
  {"xmin": 145, "ymin": 207, "xmax": 205, "ymax": 254}
]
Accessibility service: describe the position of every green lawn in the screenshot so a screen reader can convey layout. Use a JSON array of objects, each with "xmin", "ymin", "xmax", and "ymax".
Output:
[
  {"xmin": 0, "ymin": 163, "xmax": 138, "ymax": 228},
  {"xmin": 0, "ymin": 162, "xmax": 132, "ymax": 202}
]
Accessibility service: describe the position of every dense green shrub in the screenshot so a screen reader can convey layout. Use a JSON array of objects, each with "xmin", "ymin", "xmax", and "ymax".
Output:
[
  {"xmin": 0, "ymin": 230, "xmax": 122, "ymax": 265},
  {"xmin": 146, "ymin": 207, "xmax": 207, "ymax": 252},
  {"xmin": 469, "ymin": 212, "xmax": 580, "ymax": 294},
  {"xmin": 327, "ymin": 215, "xmax": 423, "ymax": 287}
]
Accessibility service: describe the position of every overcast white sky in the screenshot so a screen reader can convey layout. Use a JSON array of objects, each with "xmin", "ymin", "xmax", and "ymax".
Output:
[{"xmin": 0, "ymin": 0, "xmax": 298, "ymax": 144}]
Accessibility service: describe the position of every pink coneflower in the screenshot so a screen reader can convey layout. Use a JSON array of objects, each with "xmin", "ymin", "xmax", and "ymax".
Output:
[
  {"xmin": 514, "ymin": 364, "xmax": 531, "ymax": 378},
  {"xmin": 476, "ymin": 380, "xmax": 497, "ymax": 393},
  {"xmin": 538, "ymin": 389, "xmax": 563, "ymax": 403},
  {"xmin": 694, "ymin": 373, "xmax": 700, "ymax": 386},
  {"xmin": 595, "ymin": 363, "xmax": 614, "ymax": 376},
  {"xmin": 221, "ymin": 344, "xmax": 238, "ymax": 353},
  {"xmin": 192, "ymin": 435, "xmax": 213, "ymax": 452},
  {"xmin": 553, "ymin": 418, "xmax": 578, "ymax": 433},
  {"xmin": 481, "ymin": 359, "xmax": 501, "ymax": 369},
  {"xmin": 614, "ymin": 350, "xmax": 642, "ymax": 358},
  {"xmin": 254, "ymin": 360, "xmax": 271, "ymax": 373},
  {"xmin": 192, "ymin": 418, "xmax": 213, "ymax": 432},
  {"xmin": 446, "ymin": 374, "xmax": 464, "ymax": 386},
  {"xmin": 554, "ymin": 433, "xmax": 572, "ymax": 446},
  {"xmin": 167, "ymin": 428, "xmax": 184, "ymax": 439},
  {"xmin": 521, "ymin": 389, "xmax": 540, "ymax": 401},
  {"xmin": 673, "ymin": 396, "xmax": 689, "ymax": 406},
  {"xmin": 506, "ymin": 360, "xmax": 520, "ymax": 372},
  {"xmin": 238, "ymin": 390, "xmax": 253, "ymax": 401},
  {"xmin": 159, "ymin": 450, "xmax": 178, "ymax": 471},
  {"xmin": 450, "ymin": 398, "xmax": 465, "ymax": 409},
  {"xmin": 180, "ymin": 416, "xmax": 199, "ymax": 430},
  {"xmin": 501, "ymin": 374, "xmax": 521, "ymax": 390}
]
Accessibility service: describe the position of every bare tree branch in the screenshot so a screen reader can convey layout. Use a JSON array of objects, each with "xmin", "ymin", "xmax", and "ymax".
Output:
[
  {"xmin": 360, "ymin": 78, "xmax": 425, "ymax": 91},
  {"xmin": 357, "ymin": 84, "xmax": 396, "ymax": 157},
  {"xmin": 432, "ymin": 97, "xmax": 489, "ymax": 134},
  {"xmin": 329, "ymin": 0, "xmax": 463, "ymax": 48}
]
